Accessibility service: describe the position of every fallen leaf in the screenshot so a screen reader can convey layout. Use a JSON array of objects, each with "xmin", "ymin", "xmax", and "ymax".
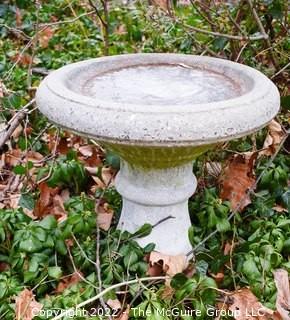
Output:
[
  {"xmin": 0, "ymin": 80, "xmax": 5, "ymax": 97},
  {"xmin": 0, "ymin": 262, "xmax": 9, "ymax": 272},
  {"xmin": 5, "ymin": 149, "xmax": 43, "ymax": 167},
  {"xmin": 260, "ymin": 120, "xmax": 285, "ymax": 156},
  {"xmin": 56, "ymin": 272, "xmax": 83, "ymax": 293},
  {"xmin": 11, "ymin": 124, "xmax": 23, "ymax": 140},
  {"xmin": 51, "ymin": 194, "xmax": 67, "ymax": 222},
  {"xmin": 273, "ymin": 205, "xmax": 288, "ymax": 213},
  {"xmin": 11, "ymin": 53, "xmax": 33, "ymax": 66},
  {"xmin": 161, "ymin": 286, "xmax": 175, "ymax": 299},
  {"xmin": 148, "ymin": 252, "xmax": 187, "ymax": 285},
  {"xmin": 15, "ymin": 289, "xmax": 43, "ymax": 320},
  {"xmin": 38, "ymin": 27, "xmax": 54, "ymax": 48},
  {"xmin": 78, "ymin": 145, "xmax": 93, "ymax": 157},
  {"xmin": 211, "ymin": 272, "xmax": 224, "ymax": 284},
  {"xmin": 107, "ymin": 299, "xmax": 122, "ymax": 310},
  {"xmin": 97, "ymin": 211, "xmax": 113, "ymax": 231},
  {"xmin": 220, "ymin": 153, "xmax": 256, "ymax": 211},
  {"xmin": 60, "ymin": 189, "xmax": 70, "ymax": 202},
  {"xmin": 34, "ymin": 182, "xmax": 55, "ymax": 217},
  {"xmin": 34, "ymin": 183, "xmax": 66, "ymax": 221},
  {"xmin": 115, "ymin": 24, "xmax": 127, "ymax": 35},
  {"xmin": 15, "ymin": 7, "xmax": 22, "ymax": 27},
  {"xmin": 228, "ymin": 288, "xmax": 274, "ymax": 320},
  {"xmin": 151, "ymin": 0, "xmax": 170, "ymax": 11},
  {"xmin": 206, "ymin": 161, "xmax": 222, "ymax": 178},
  {"xmin": 273, "ymin": 269, "xmax": 290, "ymax": 320}
]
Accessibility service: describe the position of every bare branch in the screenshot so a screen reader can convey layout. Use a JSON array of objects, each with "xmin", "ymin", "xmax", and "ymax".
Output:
[
  {"xmin": 0, "ymin": 99, "xmax": 35, "ymax": 149},
  {"xmin": 51, "ymin": 276, "xmax": 168, "ymax": 320},
  {"xmin": 246, "ymin": 0, "xmax": 277, "ymax": 68},
  {"xmin": 184, "ymin": 22, "xmax": 268, "ymax": 41}
]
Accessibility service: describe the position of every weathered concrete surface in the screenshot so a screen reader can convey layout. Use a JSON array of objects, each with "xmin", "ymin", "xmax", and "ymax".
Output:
[
  {"xmin": 36, "ymin": 53, "xmax": 280, "ymax": 255},
  {"xmin": 116, "ymin": 161, "xmax": 196, "ymax": 255}
]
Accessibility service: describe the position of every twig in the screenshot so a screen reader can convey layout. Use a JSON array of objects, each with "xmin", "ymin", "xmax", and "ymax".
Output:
[
  {"xmin": 27, "ymin": 1, "xmax": 41, "ymax": 89},
  {"xmin": 184, "ymin": 23, "xmax": 267, "ymax": 41},
  {"xmin": 0, "ymin": 24, "xmax": 31, "ymax": 41},
  {"xmin": 186, "ymin": 130, "xmax": 289, "ymax": 257},
  {"xmin": 50, "ymin": 276, "xmax": 168, "ymax": 320},
  {"xmin": 246, "ymin": 0, "xmax": 277, "ymax": 68},
  {"xmin": 37, "ymin": 128, "xmax": 60, "ymax": 184},
  {"xmin": 4, "ymin": 10, "xmax": 95, "ymax": 80},
  {"xmin": 71, "ymin": 233, "xmax": 98, "ymax": 268},
  {"xmin": 88, "ymin": 0, "xmax": 110, "ymax": 55},
  {"xmin": 67, "ymin": 244, "xmax": 99, "ymax": 290},
  {"xmin": 0, "ymin": 99, "xmax": 35, "ymax": 149},
  {"xmin": 271, "ymin": 61, "xmax": 290, "ymax": 79},
  {"xmin": 38, "ymin": 10, "xmax": 95, "ymax": 27},
  {"xmin": 152, "ymin": 215, "xmax": 175, "ymax": 228}
]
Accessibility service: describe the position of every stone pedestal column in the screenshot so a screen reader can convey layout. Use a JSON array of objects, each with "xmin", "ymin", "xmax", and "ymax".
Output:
[{"xmin": 115, "ymin": 160, "xmax": 196, "ymax": 255}]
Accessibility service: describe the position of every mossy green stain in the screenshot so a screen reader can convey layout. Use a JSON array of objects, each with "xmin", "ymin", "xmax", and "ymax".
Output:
[{"xmin": 104, "ymin": 143, "xmax": 213, "ymax": 169}]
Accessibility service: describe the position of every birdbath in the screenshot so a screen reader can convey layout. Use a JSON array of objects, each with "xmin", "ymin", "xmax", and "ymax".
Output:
[{"xmin": 36, "ymin": 54, "xmax": 279, "ymax": 256}]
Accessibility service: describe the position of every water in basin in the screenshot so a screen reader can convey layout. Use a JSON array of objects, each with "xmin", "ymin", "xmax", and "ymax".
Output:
[{"xmin": 82, "ymin": 64, "xmax": 241, "ymax": 105}]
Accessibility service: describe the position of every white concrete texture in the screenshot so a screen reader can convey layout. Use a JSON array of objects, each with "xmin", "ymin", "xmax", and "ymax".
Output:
[
  {"xmin": 116, "ymin": 161, "xmax": 196, "ymax": 255},
  {"xmin": 36, "ymin": 53, "xmax": 280, "ymax": 255}
]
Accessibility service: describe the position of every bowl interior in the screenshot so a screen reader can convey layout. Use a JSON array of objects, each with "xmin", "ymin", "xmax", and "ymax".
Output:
[
  {"xmin": 64, "ymin": 55, "xmax": 253, "ymax": 109},
  {"xmin": 78, "ymin": 64, "xmax": 242, "ymax": 106}
]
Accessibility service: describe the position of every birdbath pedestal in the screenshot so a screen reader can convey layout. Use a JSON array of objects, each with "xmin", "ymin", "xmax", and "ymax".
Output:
[{"xmin": 36, "ymin": 54, "xmax": 279, "ymax": 256}]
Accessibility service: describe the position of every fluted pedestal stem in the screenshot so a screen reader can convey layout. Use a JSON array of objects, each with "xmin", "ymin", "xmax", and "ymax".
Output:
[{"xmin": 116, "ymin": 160, "xmax": 196, "ymax": 255}]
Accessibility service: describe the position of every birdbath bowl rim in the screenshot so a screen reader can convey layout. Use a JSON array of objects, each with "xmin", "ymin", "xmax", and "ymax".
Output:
[{"xmin": 36, "ymin": 53, "xmax": 280, "ymax": 147}]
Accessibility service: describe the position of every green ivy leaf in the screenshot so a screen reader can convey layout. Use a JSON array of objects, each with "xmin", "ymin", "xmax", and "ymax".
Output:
[
  {"xmin": 38, "ymin": 216, "xmax": 57, "ymax": 230},
  {"xmin": 48, "ymin": 266, "xmax": 62, "ymax": 279}
]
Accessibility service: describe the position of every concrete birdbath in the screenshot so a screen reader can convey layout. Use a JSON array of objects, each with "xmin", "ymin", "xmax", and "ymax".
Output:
[{"xmin": 36, "ymin": 54, "xmax": 279, "ymax": 256}]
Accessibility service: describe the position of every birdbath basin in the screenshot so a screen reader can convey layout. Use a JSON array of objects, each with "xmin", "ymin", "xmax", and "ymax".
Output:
[{"xmin": 36, "ymin": 54, "xmax": 280, "ymax": 256}]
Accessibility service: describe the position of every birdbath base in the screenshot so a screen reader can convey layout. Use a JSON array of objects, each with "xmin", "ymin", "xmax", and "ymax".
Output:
[{"xmin": 115, "ymin": 160, "xmax": 196, "ymax": 255}]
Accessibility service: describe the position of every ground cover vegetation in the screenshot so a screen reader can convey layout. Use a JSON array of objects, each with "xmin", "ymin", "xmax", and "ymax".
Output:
[{"xmin": 0, "ymin": 0, "xmax": 289, "ymax": 319}]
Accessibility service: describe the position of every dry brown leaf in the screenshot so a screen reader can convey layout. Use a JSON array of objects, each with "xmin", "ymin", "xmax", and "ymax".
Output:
[
  {"xmin": 11, "ymin": 53, "xmax": 33, "ymax": 66},
  {"xmin": 7, "ymin": 193, "xmax": 34, "ymax": 217},
  {"xmin": 97, "ymin": 212, "xmax": 113, "ymax": 231},
  {"xmin": 116, "ymin": 24, "xmax": 127, "ymax": 35},
  {"xmin": 220, "ymin": 153, "xmax": 256, "ymax": 211},
  {"xmin": 206, "ymin": 161, "xmax": 222, "ymax": 178},
  {"xmin": 5, "ymin": 149, "xmax": 43, "ymax": 167},
  {"xmin": 34, "ymin": 183, "xmax": 66, "ymax": 221},
  {"xmin": 79, "ymin": 145, "xmax": 103, "ymax": 168},
  {"xmin": 15, "ymin": 7, "xmax": 22, "ymax": 27},
  {"xmin": 151, "ymin": 0, "xmax": 170, "ymax": 11},
  {"xmin": 60, "ymin": 189, "xmax": 70, "ymax": 202},
  {"xmin": 34, "ymin": 182, "xmax": 55, "ymax": 217},
  {"xmin": 107, "ymin": 299, "xmax": 122, "ymax": 310},
  {"xmin": 148, "ymin": 252, "xmax": 187, "ymax": 285},
  {"xmin": 0, "ymin": 80, "xmax": 5, "ymax": 98},
  {"xmin": 260, "ymin": 120, "xmax": 285, "ymax": 156},
  {"xmin": 56, "ymin": 272, "xmax": 83, "ymax": 293},
  {"xmin": 274, "ymin": 269, "xmax": 290, "ymax": 320},
  {"xmin": 51, "ymin": 194, "xmax": 67, "ymax": 222},
  {"xmin": 161, "ymin": 286, "xmax": 175, "ymax": 299},
  {"xmin": 38, "ymin": 27, "xmax": 54, "ymax": 48},
  {"xmin": 0, "ymin": 262, "xmax": 9, "ymax": 272},
  {"xmin": 273, "ymin": 205, "xmax": 288, "ymax": 213},
  {"xmin": 228, "ymin": 288, "xmax": 274, "ymax": 320},
  {"xmin": 79, "ymin": 145, "xmax": 93, "ymax": 157},
  {"xmin": 11, "ymin": 124, "xmax": 23, "ymax": 140},
  {"xmin": 211, "ymin": 272, "xmax": 224, "ymax": 284},
  {"xmin": 15, "ymin": 289, "xmax": 43, "ymax": 320}
]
